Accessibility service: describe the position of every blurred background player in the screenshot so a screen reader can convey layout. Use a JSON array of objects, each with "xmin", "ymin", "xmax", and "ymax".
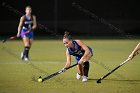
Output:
[
  {"xmin": 62, "ymin": 32, "xmax": 93, "ymax": 82},
  {"xmin": 128, "ymin": 42, "xmax": 140, "ymax": 60},
  {"xmin": 17, "ymin": 6, "xmax": 37, "ymax": 61}
]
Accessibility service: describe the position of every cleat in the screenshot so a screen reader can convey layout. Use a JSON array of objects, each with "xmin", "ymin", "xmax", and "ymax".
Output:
[
  {"xmin": 25, "ymin": 57, "xmax": 29, "ymax": 61},
  {"xmin": 82, "ymin": 76, "xmax": 88, "ymax": 82},
  {"xmin": 76, "ymin": 73, "xmax": 81, "ymax": 80}
]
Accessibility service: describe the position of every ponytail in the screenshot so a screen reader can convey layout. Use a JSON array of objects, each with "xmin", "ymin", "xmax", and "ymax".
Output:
[{"xmin": 63, "ymin": 31, "xmax": 72, "ymax": 40}]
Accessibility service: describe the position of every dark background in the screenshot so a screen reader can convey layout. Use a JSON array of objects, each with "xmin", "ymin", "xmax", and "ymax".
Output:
[{"xmin": 0, "ymin": 0, "xmax": 140, "ymax": 37}]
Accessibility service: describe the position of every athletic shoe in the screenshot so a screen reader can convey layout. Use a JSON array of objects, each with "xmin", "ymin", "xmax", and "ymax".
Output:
[
  {"xmin": 24, "ymin": 57, "xmax": 29, "ymax": 61},
  {"xmin": 21, "ymin": 52, "xmax": 24, "ymax": 60},
  {"xmin": 82, "ymin": 76, "xmax": 88, "ymax": 82},
  {"xmin": 76, "ymin": 73, "xmax": 81, "ymax": 80}
]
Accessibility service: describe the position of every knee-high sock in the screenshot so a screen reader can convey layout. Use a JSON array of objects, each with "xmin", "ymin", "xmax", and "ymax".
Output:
[
  {"xmin": 24, "ymin": 46, "xmax": 30, "ymax": 58},
  {"xmin": 83, "ymin": 61, "xmax": 89, "ymax": 77}
]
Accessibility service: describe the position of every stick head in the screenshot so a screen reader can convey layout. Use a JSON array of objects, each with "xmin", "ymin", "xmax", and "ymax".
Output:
[{"xmin": 96, "ymin": 79, "xmax": 101, "ymax": 83}]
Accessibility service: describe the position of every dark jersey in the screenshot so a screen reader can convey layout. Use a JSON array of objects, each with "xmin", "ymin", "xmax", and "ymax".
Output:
[
  {"xmin": 22, "ymin": 15, "xmax": 33, "ymax": 29},
  {"xmin": 68, "ymin": 40, "xmax": 93, "ymax": 63},
  {"xmin": 68, "ymin": 40, "xmax": 85, "ymax": 58}
]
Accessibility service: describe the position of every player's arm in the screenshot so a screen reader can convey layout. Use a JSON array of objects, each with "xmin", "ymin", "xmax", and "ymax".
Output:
[
  {"xmin": 64, "ymin": 49, "xmax": 71, "ymax": 68},
  {"xmin": 17, "ymin": 16, "xmax": 24, "ymax": 37},
  {"xmin": 76, "ymin": 40, "xmax": 90, "ymax": 64},
  {"xmin": 128, "ymin": 42, "xmax": 140, "ymax": 60},
  {"xmin": 31, "ymin": 15, "xmax": 37, "ymax": 30}
]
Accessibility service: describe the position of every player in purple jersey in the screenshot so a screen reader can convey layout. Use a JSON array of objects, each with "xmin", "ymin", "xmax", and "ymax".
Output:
[
  {"xmin": 17, "ymin": 6, "xmax": 37, "ymax": 61},
  {"xmin": 62, "ymin": 32, "xmax": 93, "ymax": 82}
]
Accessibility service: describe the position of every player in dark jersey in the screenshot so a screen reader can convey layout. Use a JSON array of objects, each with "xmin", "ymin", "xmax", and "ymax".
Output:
[
  {"xmin": 62, "ymin": 32, "xmax": 93, "ymax": 82},
  {"xmin": 17, "ymin": 6, "xmax": 37, "ymax": 61}
]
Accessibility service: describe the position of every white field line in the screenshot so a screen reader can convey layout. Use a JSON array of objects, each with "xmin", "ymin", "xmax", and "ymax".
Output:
[{"xmin": 0, "ymin": 61, "xmax": 65, "ymax": 64}]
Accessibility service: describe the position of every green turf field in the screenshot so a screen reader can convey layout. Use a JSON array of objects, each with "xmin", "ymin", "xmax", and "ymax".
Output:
[{"xmin": 0, "ymin": 39, "xmax": 140, "ymax": 93}]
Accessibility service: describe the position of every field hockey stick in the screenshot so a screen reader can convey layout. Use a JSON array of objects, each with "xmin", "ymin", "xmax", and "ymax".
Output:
[
  {"xmin": 97, "ymin": 52, "xmax": 139, "ymax": 83},
  {"xmin": 38, "ymin": 63, "xmax": 78, "ymax": 82},
  {"xmin": 2, "ymin": 31, "xmax": 30, "ymax": 43}
]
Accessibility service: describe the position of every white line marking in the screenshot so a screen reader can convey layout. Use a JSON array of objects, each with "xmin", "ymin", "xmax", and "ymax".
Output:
[{"xmin": 0, "ymin": 61, "xmax": 65, "ymax": 64}]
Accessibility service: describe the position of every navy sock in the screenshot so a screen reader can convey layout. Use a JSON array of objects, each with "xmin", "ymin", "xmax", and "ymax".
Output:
[
  {"xmin": 83, "ymin": 61, "xmax": 89, "ymax": 77},
  {"xmin": 24, "ymin": 46, "xmax": 30, "ymax": 58}
]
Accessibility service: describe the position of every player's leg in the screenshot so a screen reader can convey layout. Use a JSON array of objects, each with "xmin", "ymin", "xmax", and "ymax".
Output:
[
  {"xmin": 82, "ymin": 61, "xmax": 90, "ymax": 82},
  {"xmin": 22, "ymin": 37, "xmax": 30, "ymax": 61},
  {"xmin": 26, "ymin": 32, "xmax": 34, "ymax": 60},
  {"xmin": 76, "ymin": 64, "xmax": 83, "ymax": 79},
  {"xmin": 21, "ymin": 31, "xmax": 33, "ymax": 61},
  {"xmin": 28, "ymin": 31, "xmax": 34, "ymax": 48},
  {"xmin": 76, "ymin": 61, "xmax": 89, "ymax": 82},
  {"xmin": 82, "ymin": 48, "xmax": 93, "ymax": 82},
  {"xmin": 29, "ymin": 39, "xmax": 33, "ymax": 47},
  {"xmin": 25, "ymin": 38, "xmax": 33, "ymax": 60},
  {"xmin": 75, "ymin": 57, "xmax": 83, "ymax": 80}
]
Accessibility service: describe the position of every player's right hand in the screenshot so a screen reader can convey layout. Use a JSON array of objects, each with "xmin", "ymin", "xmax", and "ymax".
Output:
[
  {"xmin": 61, "ymin": 68, "xmax": 66, "ymax": 72},
  {"xmin": 17, "ymin": 33, "xmax": 20, "ymax": 37},
  {"xmin": 128, "ymin": 52, "xmax": 139, "ymax": 60}
]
